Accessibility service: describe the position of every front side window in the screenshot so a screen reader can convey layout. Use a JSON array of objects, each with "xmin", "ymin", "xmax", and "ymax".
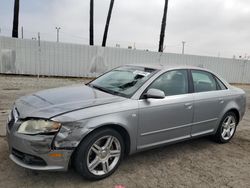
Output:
[
  {"xmin": 191, "ymin": 70, "xmax": 218, "ymax": 92},
  {"xmin": 89, "ymin": 66, "xmax": 158, "ymax": 98},
  {"xmin": 147, "ymin": 70, "xmax": 189, "ymax": 96}
]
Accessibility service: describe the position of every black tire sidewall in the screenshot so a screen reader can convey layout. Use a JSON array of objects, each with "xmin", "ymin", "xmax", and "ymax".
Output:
[{"xmin": 74, "ymin": 128, "xmax": 125, "ymax": 180}]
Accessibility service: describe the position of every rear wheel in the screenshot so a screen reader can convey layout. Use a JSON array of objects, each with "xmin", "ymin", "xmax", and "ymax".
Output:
[
  {"xmin": 213, "ymin": 112, "xmax": 237, "ymax": 143},
  {"xmin": 74, "ymin": 128, "xmax": 124, "ymax": 180}
]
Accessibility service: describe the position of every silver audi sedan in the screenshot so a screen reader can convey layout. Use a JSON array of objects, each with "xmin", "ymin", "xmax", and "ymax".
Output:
[{"xmin": 7, "ymin": 64, "xmax": 246, "ymax": 180}]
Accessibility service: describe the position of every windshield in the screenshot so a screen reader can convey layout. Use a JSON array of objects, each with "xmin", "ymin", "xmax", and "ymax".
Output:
[{"xmin": 89, "ymin": 66, "xmax": 158, "ymax": 98}]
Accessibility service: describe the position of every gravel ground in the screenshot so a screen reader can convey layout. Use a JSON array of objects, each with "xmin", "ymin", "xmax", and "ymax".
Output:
[{"xmin": 0, "ymin": 75, "xmax": 250, "ymax": 188}]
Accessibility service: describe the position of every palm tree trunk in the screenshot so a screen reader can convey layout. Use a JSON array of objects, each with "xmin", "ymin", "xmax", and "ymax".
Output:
[
  {"xmin": 102, "ymin": 0, "xmax": 115, "ymax": 47},
  {"xmin": 89, "ymin": 0, "xmax": 94, "ymax": 45},
  {"xmin": 158, "ymin": 0, "xmax": 169, "ymax": 52},
  {"xmin": 12, "ymin": 0, "xmax": 20, "ymax": 38}
]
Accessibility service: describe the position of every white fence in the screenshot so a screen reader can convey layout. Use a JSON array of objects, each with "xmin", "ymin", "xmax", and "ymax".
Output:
[{"xmin": 0, "ymin": 36, "xmax": 250, "ymax": 83}]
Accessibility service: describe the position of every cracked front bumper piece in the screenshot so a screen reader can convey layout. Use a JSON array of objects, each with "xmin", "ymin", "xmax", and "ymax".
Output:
[{"xmin": 7, "ymin": 120, "xmax": 74, "ymax": 171}]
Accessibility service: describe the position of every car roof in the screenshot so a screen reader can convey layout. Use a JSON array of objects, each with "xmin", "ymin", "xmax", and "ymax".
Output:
[
  {"xmin": 125, "ymin": 63, "xmax": 211, "ymax": 72},
  {"xmin": 125, "ymin": 63, "xmax": 230, "ymax": 88}
]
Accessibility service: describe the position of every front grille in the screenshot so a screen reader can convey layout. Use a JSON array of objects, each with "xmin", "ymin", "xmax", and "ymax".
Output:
[{"xmin": 12, "ymin": 148, "xmax": 47, "ymax": 166}]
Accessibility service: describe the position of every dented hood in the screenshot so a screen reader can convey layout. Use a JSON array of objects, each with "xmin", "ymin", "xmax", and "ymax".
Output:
[{"xmin": 15, "ymin": 84, "xmax": 125, "ymax": 119}]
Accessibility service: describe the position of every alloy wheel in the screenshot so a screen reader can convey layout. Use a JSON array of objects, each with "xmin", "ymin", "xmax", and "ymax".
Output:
[
  {"xmin": 221, "ymin": 115, "xmax": 236, "ymax": 140},
  {"xmin": 87, "ymin": 135, "xmax": 121, "ymax": 176}
]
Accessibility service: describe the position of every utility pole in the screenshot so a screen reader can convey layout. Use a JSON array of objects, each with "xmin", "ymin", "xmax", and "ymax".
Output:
[
  {"xmin": 182, "ymin": 41, "xmax": 186, "ymax": 54},
  {"xmin": 21, "ymin": 26, "xmax": 24, "ymax": 39},
  {"xmin": 38, "ymin": 32, "xmax": 41, "ymax": 46},
  {"xmin": 55, "ymin": 27, "xmax": 61, "ymax": 42},
  {"xmin": 217, "ymin": 52, "xmax": 220, "ymax": 58},
  {"xmin": 37, "ymin": 32, "xmax": 41, "ymax": 79},
  {"xmin": 133, "ymin": 42, "xmax": 136, "ymax": 50}
]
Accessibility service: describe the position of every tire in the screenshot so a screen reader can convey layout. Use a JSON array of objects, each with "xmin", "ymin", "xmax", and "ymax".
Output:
[
  {"xmin": 213, "ymin": 111, "xmax": 238, "ymax": 143},
  {"xmin": 73, "ymin": 128, "xmax": 124, "ymax": 180}
]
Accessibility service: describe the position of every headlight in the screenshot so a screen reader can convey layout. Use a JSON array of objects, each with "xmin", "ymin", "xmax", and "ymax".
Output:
[{"xmin": 17, "ymin": 120, "xmax": 61, "ymax": 135}]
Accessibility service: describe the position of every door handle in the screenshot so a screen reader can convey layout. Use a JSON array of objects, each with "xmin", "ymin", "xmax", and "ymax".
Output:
[{"xmin": 184, "ymin": 103, "xmax": 193, "ymax": 110}]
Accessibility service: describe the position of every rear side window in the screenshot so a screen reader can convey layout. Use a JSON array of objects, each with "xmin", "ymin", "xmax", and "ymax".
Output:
[{"xmin": 191, "ymin": 70, "xmax": 217, "ymax": 92}]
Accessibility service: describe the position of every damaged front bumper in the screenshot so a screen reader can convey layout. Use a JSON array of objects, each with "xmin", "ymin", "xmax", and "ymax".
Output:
[{"xmin": 7, "ymin": 120, "xmax": 74, "ymax": 171}]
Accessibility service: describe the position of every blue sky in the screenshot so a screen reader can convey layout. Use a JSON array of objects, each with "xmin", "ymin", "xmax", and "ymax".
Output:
[{"xmin": 0, "ymin": 0, "xmax": 250, "ymax": 58}]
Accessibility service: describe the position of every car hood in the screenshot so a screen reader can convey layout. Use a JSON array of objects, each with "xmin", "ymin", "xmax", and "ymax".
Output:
[{"xmin": 15, "ymin": 84, "xmax": 125, "ymax": 119}]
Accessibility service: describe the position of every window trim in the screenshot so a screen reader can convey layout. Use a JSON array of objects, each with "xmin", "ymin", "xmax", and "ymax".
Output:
[
  {"xmin": 187, "ymin": 69, "xmax": 194, "ymax": 93},
  {"xmin": 140, "ymin": 69, "xmax": 191, "ymax": 99},
  {"xmin": 213, "ymin": 74, "xmax": 228, "ymax": 90}
]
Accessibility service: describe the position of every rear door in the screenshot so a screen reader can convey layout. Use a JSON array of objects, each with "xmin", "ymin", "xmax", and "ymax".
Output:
[{"xmin": 190, "ymin": 70, "xmax": 227, "ymax": 137}]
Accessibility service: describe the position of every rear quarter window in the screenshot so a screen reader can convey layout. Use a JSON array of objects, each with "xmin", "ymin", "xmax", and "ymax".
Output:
[{"xmin": 214, "ymin": 76, "xmax": 228, "ymax": 90}]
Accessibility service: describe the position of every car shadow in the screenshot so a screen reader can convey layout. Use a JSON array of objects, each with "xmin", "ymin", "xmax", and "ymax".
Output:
[{"xmin": 17, "ymin": 136, "xmax": 216, "ymax": 182}]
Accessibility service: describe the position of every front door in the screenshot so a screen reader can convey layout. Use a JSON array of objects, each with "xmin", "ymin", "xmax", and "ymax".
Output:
[{"xmin": 137, "ymin": 69, "xmax": 194, "ymax": 150}]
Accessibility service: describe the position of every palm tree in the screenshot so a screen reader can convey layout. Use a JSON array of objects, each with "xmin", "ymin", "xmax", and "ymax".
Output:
[
  {"xmin": 158, "ymin": 0, "xmax": 169, "ymax": 52},
  {"xmin": 90, "ymin": 0, "xmax": 94, "ymax": 45},
  {"xmin": 12, "ymin": 0, "xmax": 20, "ymax": 38},
  {"xmin": 102, "ymin": 0, "xmax": 115, "ymax": 47}
]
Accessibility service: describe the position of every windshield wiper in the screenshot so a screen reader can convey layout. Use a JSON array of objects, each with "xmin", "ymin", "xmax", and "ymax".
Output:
[
  {"xmin": 88, "ymin": 83, "xmax": 109, "ymax": 93},
  {"xmin": 118, "ymin": 80, "xmax": 137, "ymax": 90},
  {"xmin": 88, "ymin": 83, "xmax": 124, "ymax": 97}
]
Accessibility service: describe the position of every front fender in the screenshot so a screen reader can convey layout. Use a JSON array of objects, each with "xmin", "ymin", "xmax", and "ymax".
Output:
[{"xmin": 53, "ymin": 110, "xmax": 138, "ymax": 155}]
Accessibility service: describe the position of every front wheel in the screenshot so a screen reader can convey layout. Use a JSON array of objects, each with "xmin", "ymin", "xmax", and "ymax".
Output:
[
  {"xmin": 74, "ymin": 128, "xmax": 124, "ymax": 180},
  {"xmin": 213, "ymin": 112, "xmax": 237, "ymax": 143}
]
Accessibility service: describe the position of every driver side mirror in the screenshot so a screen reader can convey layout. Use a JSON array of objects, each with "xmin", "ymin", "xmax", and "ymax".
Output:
[{"xmin": 144, "ymin": 88, "xmax": 165, "ymax": 99}]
